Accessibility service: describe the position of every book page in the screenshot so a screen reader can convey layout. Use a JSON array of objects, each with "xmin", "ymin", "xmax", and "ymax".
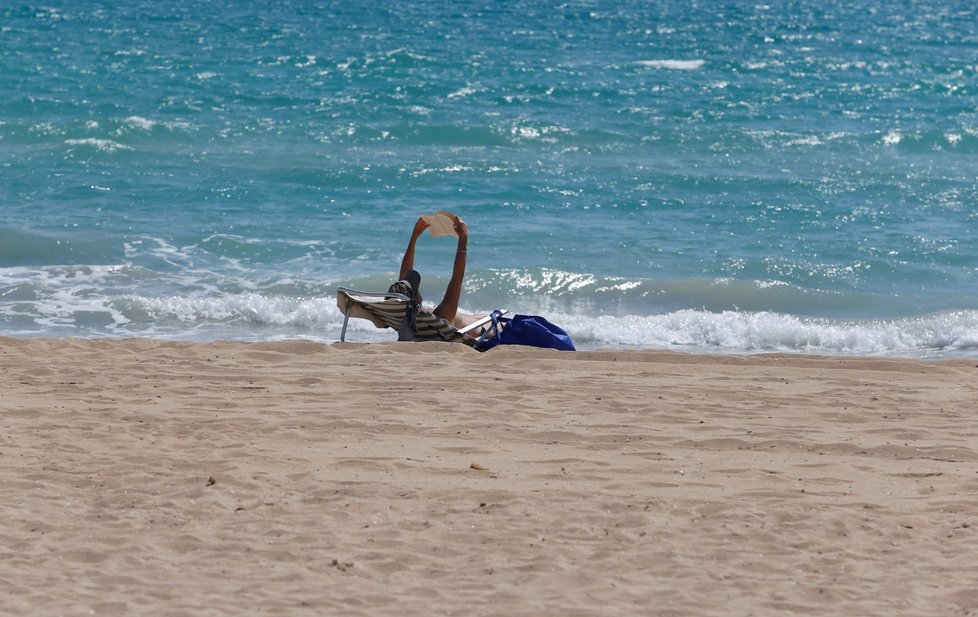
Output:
[{"xmin": 421, "ymin": 210, "xmax": 458, "ymax": 237}]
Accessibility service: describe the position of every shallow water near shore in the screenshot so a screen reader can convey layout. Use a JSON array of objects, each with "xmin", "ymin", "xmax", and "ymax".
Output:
[{"xmin": 2, "ymin": 1, "xmax": 977, "ymax": 356}]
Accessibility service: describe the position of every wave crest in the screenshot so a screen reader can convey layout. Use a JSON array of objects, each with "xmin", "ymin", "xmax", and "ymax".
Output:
[{"xmin": 637, "ymin": 59, "xmax": 705, "ymax": 70}]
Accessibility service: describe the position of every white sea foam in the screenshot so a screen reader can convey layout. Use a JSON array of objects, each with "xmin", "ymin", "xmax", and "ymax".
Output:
[
  {"xmin": 131, "ymin": 293, "xmax": 338, "ymax": 328},
  {"xmin": 64, "ymin": 138, "xmax": 131, "ymax": 152},
  {"xmin": 31, "ymin": 122, "xmax": 63, "ymax": 136},
  {"xmin": 786, "ymin": 135, "xmax": 823, "ymax": 147},
  {"xmin": 882, "ymin": 131, "xmax": 902, "ymax": 145},
  {"xmin": 3, "ymin": 260, "xmax": 976, "ymax": 356},
  {"xmin": 508, "ymin": 123, "xmax": 571, "ymax": 142},
  {"xmin": 410, "ymin": 164, "xmax": 474, "ymax": 177},
  {"xmin": 448, "ymin": 86, "xmax": 478, "ymax": 99},
  {"xmin": 637, "ymin": 59, "xmax": 705, "ymax": 70},
  {"xmin": 558, "ymin": 309, "xmax": 978, "ymax": 356},
  {"xmin": 124, "ymin": 116, "xmax": 157, "ymax": 130}
]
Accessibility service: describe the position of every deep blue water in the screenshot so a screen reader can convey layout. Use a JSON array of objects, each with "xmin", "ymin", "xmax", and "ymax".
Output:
[{"xmin": 2, "ymin": 1, "xmax": 977, "ymax": 355}]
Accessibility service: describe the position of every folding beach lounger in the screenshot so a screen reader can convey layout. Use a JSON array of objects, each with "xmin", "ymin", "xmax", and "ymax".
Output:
[{"xmin": 335, "ymin": 285, "xmax": 500, "ymax": 347}]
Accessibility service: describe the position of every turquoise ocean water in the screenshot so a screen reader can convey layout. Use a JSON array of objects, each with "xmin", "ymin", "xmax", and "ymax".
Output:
[{"xmin": 2, "ymin": 1, "xmax": 977, "ymax": 356}]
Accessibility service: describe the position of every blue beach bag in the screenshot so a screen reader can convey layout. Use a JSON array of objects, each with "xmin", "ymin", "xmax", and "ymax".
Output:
[{"xmin": 481, "ymin": 313, "xmax": 576, "ymax": 351}]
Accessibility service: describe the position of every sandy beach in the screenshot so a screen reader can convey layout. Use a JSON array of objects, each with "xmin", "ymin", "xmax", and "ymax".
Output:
[{"xmin": 1, "ymin": 336, "xmax": 976, "ymax": 616}]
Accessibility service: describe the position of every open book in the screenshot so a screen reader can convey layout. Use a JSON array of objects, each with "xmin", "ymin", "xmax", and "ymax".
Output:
[{"xmin": 421, "ymin": 210, "xmax": 458, "ymax": 238}]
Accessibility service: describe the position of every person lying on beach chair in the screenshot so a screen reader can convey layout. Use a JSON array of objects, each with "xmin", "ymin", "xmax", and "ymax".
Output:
[
  {"xmin": 393, "ymin": 215, "xmax": 573, "ymax": 350},
  {"xmin": 336, "ymin": 277, "xmax": 498, "ymax": 345},
  {"xmin": 397, "ymin": 214, "xmax": 488, "ymax": 334},
  {"xmin": 336, "ymin": 214, "xmax": 573, "ymax": 350},
  {"xmin": 335, "ymin": 214, "xmax": 502, "ymax": 345}
]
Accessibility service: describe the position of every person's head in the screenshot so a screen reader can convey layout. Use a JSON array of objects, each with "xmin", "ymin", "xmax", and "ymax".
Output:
[{"xmin": 405, "ymin": 269, "xmax": 423, "ymax": 305}]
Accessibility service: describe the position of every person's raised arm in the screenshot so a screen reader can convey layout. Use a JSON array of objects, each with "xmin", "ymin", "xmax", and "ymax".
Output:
[
  {"xmin": 399, "ymin": 217, "xmax": 430, "ymax": 280},
  {"xmin": 434, "ymin": 217, "xmax": 468, "ymax": 321}
]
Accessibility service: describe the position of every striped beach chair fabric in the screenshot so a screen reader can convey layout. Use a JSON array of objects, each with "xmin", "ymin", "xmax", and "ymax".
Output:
[{"xmin": 336, "ymin": 282, "xmax": 491, "ymax": 346}]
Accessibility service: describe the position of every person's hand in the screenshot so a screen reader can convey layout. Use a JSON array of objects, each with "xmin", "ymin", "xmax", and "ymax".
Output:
[
  {"xmin": 412, "ymin": 216, "xmax": 430, "ymax": 239},
  {"xmin": 453, "ymin": 217, "xmax": 468, "ymax": 242}
]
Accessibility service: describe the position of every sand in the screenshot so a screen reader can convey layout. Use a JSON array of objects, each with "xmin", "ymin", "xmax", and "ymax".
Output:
[{"xmin": 1, "ymin": 336, "xmax": 977, "ymax": 616}]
